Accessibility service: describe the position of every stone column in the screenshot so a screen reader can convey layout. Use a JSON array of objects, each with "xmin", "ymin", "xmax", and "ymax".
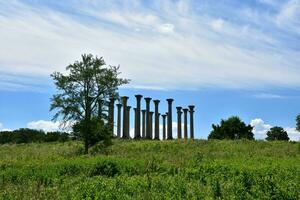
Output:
[
  {"xmin": 127, "ymin": 106, "xmax": 131, "ymax": 138},
  {"xmin": 141, "ymin": 109, "xmax": 146, "ymax": 138},
  {"xmin": 149, "ymin": 111, "xmax": 154, "ymax": 139},
  {"xmin": 135, "ymin": 95, "xmax": 143, "ymax": 139},
  {"xmin": 162, "ymin": 114, "xmax": 167, "ymax": 140},
  {"xmin": 183, "ymin": 108, "xmax": 188, "ymax": 139},
  {"xmin": 166, "ymin": 99, "xmax": 174, "ymax": 140},
  {"xmin": 116, "ymin": 103, "xmax": 122, "ymax": 138},
  {"xmin": 108, "ymin": 98, "xmax": 115, "ymax": 136},
  {"xmin": 176, "ymin": 107, "xmax": 182, "ymax": 139},
  {"xmin": 144, "ymin": 97, "xmax": 152, "ymax": 139},
  {"xmin": 134, "ymin": 108, "xmax": 137, "ymax": 138},
  {"xmin": 153, "ymin": 100, "xmax": 160, "ymax": 140},
  {"xmin": 189, "ymin": 105, "xmax": 195, "ymax": 139},
  {"xmin": 122, "ymin": 96, "xmax": 129, "ymax": 139}
]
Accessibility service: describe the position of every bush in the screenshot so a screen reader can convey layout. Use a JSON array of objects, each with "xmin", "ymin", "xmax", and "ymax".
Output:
[{"xmin": 89, "ymin": 160, "xmax": 120, "ymax": 177}]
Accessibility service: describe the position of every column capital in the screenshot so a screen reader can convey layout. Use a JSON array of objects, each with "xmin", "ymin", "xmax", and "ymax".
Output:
[
  {"xmin": 188, "ymin": 105, "xmax": 195, "ymax": 111},
  {"xmin": 162, "ymin": 114, "xmax": 167, "ymax": 118},
  {"xmin": 176, "ymin": 106, "xmax": 182, "ymax": 113},
  {"xmin": 121, "ymin": 96, "xmax": 129, "ymax": 101},
  {"xmin": 166, "ymin": 98, "xmax": 174, "ymax": 103},
  {"xmin": 183, "ymin": 108, "xmax": 189, "ymax": 112},
  {"xmin": 141, "ymin": 109, "xmax": 146, "ymax": 113},
  {"xmin": 135, "ymin": 94, "xmax": 143, "ymax": 99},
  {"xmin": 144, "ymin": 97, "xmax": 152, "ymax": 102},
  {"xmin": 153, "ymin": 99, "xmax": 160, "ymax": 104},
  {"xmin": 116, "ymin": 103, "xmax": 122, "ymax": 108}
]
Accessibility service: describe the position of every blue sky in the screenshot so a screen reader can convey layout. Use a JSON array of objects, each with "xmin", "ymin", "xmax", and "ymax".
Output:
[{"xmin": 0, "ymin": 0, "xmax": 299, "ymax": 140}]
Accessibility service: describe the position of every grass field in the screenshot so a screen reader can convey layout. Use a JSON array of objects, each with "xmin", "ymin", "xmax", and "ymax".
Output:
[{"xmin": 0, "ymin": 139, "xmax": 299, "ymax": 199}]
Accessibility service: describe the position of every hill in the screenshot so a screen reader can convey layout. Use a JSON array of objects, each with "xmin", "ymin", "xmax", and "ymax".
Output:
[{"xmin": 0, "ymin": 140, "xmax": 299, "ymax": 199}]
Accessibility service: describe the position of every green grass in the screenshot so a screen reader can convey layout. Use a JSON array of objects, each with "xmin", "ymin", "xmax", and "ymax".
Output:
[{"xmin": 0, "ymin": 139, "xmax": 299, "ymax": 199}]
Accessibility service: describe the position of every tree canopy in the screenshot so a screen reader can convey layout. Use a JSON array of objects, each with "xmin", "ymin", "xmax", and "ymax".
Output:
[
  {"xmin": 50, "ymin": 54, "xmax": 129, "ymax": 153},
  {"xmin": 208, "ymin": 116, "xmax": 254, "ymax": 140},
  {"xmin": 266, "ymin": 126, "xmax": 289, "ymax": 141}
]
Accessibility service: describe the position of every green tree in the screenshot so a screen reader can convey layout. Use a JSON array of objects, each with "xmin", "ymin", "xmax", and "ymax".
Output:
[
  {"xmin": 50, "ymin": 54, "xmax": 129, "ymax": 153},
  {"xmin": 208, "ymin": 116, "xmax": 254, "ymax": 140},
  {"xmin": 266, "ymin": 126, "xmax": 289, "ymax": 141},
  {"xmin": 296, "ymin": 115, "xmax": 300, "ymax": 132}
]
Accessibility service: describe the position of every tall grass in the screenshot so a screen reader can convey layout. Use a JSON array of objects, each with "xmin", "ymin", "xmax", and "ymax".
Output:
[{"xmin": 0, "ymin": 139, "xmax": 299, "ymax": 199}]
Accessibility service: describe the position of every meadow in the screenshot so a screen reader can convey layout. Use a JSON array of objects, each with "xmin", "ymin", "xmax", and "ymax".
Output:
[{"xmin": 0, "ymin": 139, "xmax": 299, "ymax": 199}]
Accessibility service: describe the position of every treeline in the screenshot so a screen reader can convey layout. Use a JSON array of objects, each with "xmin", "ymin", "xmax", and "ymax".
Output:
[
  {"xmin": 0, "ymin": 128, "xmax": 69, "ymax": 144},
  {"xmin": 208, "ymin": 116, "xmax": 294, "ymax": 141}
]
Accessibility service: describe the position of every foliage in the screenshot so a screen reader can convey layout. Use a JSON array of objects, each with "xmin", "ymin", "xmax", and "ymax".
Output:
[
  {"xmin": 296, "ymin": 115, "xmax": 300, "ymax": 132},
  {"xmin": 50, "ymin": 54, "xmax": 129, "ymax": 153},
  {"xmin": 266, "ymin": 126, "xmax": 289, "ymax": 141},
  {"xmin": 0, "ymin": 140, "xmax": 299, "ymax": 199},
  {"xmin": 208, "ymin": 116, "xmax": 254, "ymax": 140},
  {"xmin": 0, "ymin": 129, "xmax": 69, "ymax": 144},
  {"xmin": 72, "ymin": 117, "xmax": 111, "ymax": 149}
]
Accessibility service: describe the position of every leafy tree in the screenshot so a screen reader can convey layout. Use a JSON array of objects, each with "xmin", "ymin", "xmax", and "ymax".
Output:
[
  {"xmin": 50, "ymin": 54, "xmax": 129, "ymax": 153},
  {"xmin": 208, "ymin": 116, "xmax": 254, "ymax": 140},
  {"xmin": 266, "ymin": 126, "xmax": 289, "ymax": 141},
  {"xmin": 296, "ymin": 115, "xmax": 300, "ymax": 132}
]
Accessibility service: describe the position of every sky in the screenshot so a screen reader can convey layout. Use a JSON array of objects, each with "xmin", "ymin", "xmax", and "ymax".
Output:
[{"xmin": 0, "ymin": 0, "xmax": 299, "ymax": 140}]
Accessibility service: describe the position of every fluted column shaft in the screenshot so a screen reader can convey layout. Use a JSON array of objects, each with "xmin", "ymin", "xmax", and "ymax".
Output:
[
  {"xmin": 162, "ymin": 114, "xmax": 167, "ymax": 140},
  {"xmin": 167, "ymin": 99, "xmax": 174, "ymax": 140},
  {"xmin": 122, "ymin": 96, "xmax": 129, "ymax": 139},
  {"xmin": 141, "ymin": 110, "xmax": 146, "ymax": 138},
  {"xmin": 183, "ymin": 108, "xmax": 188, "ymax": 139},
  {"xmin": 134, "ymin": 108, "xmax": 137, "ymax": 138},
  {"xmin": 153, "ymin": 100, "xmax": 160, "ymax": 140},
  {"xmin": 127, "ymin": 106, "xmax": 131, "ymax": 138},
  {"xmin": 149, "ymin": 111, "xmax": 154, "ymax": 139},
  {"xmin": 135, "ymin": 95, "xmax": 143, "ymax": 139},
  {"xmin": 176, "ymin": 107, "xmax": 182, "ymax": 139},
  {"xmin": 116, "ymin": 103, "xmax": 122, "ymax": 138},
  {"xmin": 144, "ymin": 97, "xmax": 152, "ymax": 139},
  {"xmin": 189, "ymin": 105, "xmax": 195, "ymax": 139}
]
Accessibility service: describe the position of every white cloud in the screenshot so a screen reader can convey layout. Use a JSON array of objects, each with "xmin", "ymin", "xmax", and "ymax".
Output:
[
  {"xmin": 250, "ymin": 118, "xmax": 300, "ymax": 141},
  {"xmin": 0, "ymin": 1, "xmax": 300, "ymax": 91},
  {"xmin": 27, "ymin": 120, "xmax": 61, "ymax": 132},
  {"xmin": 284, "ymin": 127, "xmax": 300, "ymax": 141},
  {"xmin": 251, "ymin": 119, "xmax": 272, "ymax": 139},
  {"xmin": 210, "ymin": 19, "xmax": 225, "ymax": 31},
  {"xmin": 157, "ymin": 23, "xmax": 174, "ymax": 34}
]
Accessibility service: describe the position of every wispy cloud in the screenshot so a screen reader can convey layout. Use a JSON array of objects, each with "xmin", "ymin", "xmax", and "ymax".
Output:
[
  {"xmin": 253, "ymin": 93, "xmax": 285, "ymax": 99},
  {"xmin": 0, "ymin": 0, "xmax": 299, "ymax": 91}
]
